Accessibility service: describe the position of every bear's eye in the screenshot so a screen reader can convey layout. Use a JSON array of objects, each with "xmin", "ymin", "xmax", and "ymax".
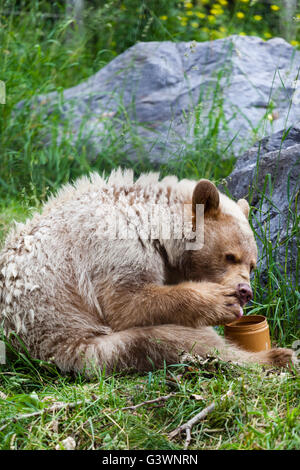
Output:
[{"xmin": 226, "ymin": 254, "xmax": 237, "ymax": 263}]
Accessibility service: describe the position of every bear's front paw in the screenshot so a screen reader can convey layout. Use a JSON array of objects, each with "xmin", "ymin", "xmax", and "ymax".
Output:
[
  {"xmin": 211, "ymin": 286, "xmax": 243, "ymax": 325},
  {"xmin": 265, "ymin": 348, "xmax": 298, "ymax": 368}
]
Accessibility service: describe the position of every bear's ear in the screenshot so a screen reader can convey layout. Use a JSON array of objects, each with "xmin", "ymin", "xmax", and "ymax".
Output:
[
  {"xmin": 192, "ymin": 179, "xmax": 220, "ymax": 219},
  {"xmin": 237, "ymin": 199, "xmax": 250, "ymax": 218}
]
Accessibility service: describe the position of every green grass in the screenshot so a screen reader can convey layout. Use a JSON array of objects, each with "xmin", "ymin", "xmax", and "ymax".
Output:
[
  {"xmin": 0, "ymin": 346, "xmax": 299, "ymax": 450},
  {"xmin": 0, "ymin": 1, "xmax": 299, "ymax": 451}
]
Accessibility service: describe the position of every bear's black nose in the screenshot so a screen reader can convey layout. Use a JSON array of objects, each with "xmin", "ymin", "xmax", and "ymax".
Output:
[{"xmin": 236, "ymin": 283, "xmax": 253, "ymax": 306}]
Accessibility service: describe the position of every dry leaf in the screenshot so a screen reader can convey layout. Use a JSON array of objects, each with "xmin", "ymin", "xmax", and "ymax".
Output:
[
  {"xmin": 0, "ymin": 390, "xmax": 7, "ymax": 400},
  {"xmin": 56, "ymin": 436, "xmax": 76, "ymax": 450},
  {"xmin": 48, "ymin": 420, "xmax": 59, "ymax": 433}
]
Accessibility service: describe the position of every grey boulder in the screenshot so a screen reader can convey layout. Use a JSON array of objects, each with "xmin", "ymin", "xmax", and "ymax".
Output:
[
  {"xmin": 20, "ymin": 35, "xmax": 300, "ymax": 162},
  {"xmin": 223, "ymin": 126, "xmax": 300, "ymax": 284}
]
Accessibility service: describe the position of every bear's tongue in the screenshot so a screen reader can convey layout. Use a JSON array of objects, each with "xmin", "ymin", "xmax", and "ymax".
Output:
[{"xmin": 237, "ymin": 307, "xmax": 243, "ymax": 318}]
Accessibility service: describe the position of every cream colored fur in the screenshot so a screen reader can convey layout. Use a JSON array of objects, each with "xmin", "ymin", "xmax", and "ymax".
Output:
[{"xmin": 0, "ymin": 169, "xmax": 296, "ymax": 375}]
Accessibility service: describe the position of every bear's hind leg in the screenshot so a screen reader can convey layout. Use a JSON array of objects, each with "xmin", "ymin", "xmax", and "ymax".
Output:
[{"xmin": 41, "ymin": 325, "xmax": 297, "ymax": 375}]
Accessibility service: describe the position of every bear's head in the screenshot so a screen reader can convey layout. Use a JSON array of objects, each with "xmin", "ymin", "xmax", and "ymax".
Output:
[{"xmin": 186, "ymin": 179, "xmax": 257, "ymax": 306}]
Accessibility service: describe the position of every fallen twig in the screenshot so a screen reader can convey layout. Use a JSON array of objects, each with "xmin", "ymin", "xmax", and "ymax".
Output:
[
  {"xmin": 15, "ymin": 400, "xmax": 91, "ymax": 420},
  {"xmin": 169, "ymin": 389, "xmax": 233, "ymax": 449},
  {"xmin": 121, "ymin": 393, "xmax": 175, "ymax": 411},
  {"xmin": 0, "ymin": 394, "xmax": 175, "ymax": 433},
  {"xmin": 0, "ymin": 399, "xmax": 91, "ymax": 433}
]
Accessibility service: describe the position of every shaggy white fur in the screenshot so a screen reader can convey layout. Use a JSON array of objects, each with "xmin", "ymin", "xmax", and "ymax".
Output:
[{"xmin": 0, "ymin": 169, "xmax": 295, "ymax": 374}]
